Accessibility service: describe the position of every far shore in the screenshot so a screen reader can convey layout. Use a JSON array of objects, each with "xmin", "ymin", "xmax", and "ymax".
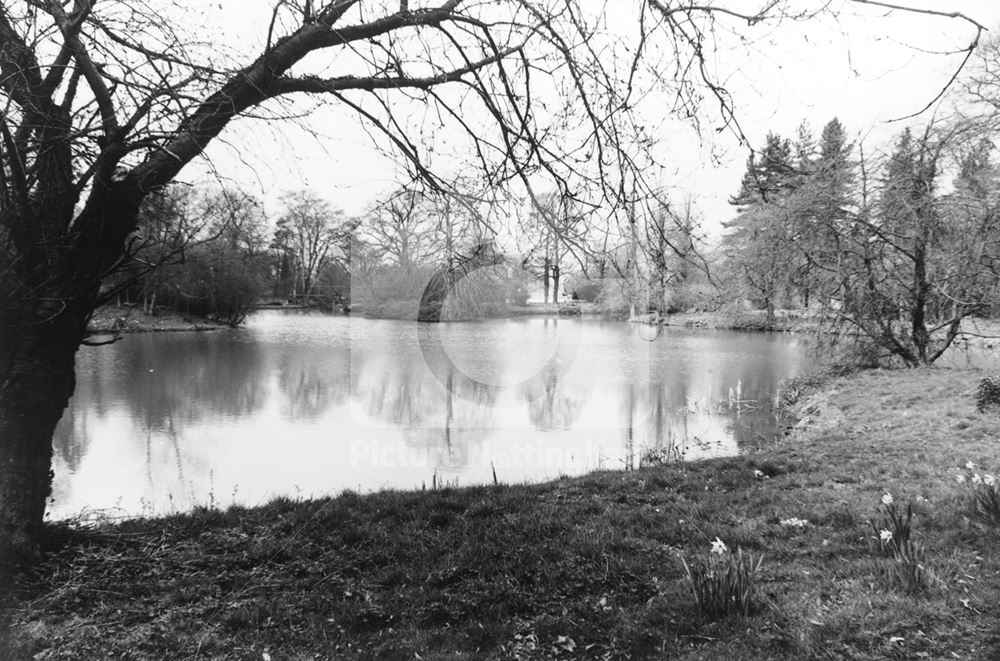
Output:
[
  {"xmin": 636, "ymin": 309, "xmax": 1000, "ymax": 349},
  {"xmin": 85, "ymin": 302, "xmax": 1000, "ymax": 353},
  {"xmin": 86, "ymin": 305, "xmax": 227, "ymax": 334},
  {"xmin": 634, "ymin": 309, "xmax": 815, "ymax": 333}
]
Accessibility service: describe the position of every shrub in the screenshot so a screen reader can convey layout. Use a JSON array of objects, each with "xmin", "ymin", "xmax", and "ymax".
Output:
[{"xmin": 975, "ymin": 376, "xmax": 1000, "ymax": 412}]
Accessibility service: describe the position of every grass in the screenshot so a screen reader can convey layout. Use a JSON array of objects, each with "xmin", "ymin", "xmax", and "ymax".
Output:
[{"xmin": 2, "ymin": 367, "xmax": 1000, "ymax": 659}]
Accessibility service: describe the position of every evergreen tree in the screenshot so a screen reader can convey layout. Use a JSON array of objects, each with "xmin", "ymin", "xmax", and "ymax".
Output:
[
  {"xmin": 723, "ymin": 132, "xmax": 798, "ymax": 323},
  {"xmin": 729, "ymin": 132, "xmax": 796, "ymax": 208},
  {"xmin": 793, "ymin": 120, "xmax": 816, "ymax": 182},
  {"xmin": 795, "ymin": 117, "xmax": 855, "ymax": 306}
]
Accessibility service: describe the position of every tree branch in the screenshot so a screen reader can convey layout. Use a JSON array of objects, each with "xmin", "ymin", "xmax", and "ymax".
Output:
[
  {"xmin": 269, "ymin": 47, "xmax": 522, "ymax": 96},
  {"xmin": 46, "ymin": 0, "xmax": 120, "ymax": 136}
]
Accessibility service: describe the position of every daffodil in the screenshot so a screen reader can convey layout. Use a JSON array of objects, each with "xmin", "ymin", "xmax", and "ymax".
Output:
[
  {"xmin": 956, "ymin": 475, "xmax": 966, "ymax": 484},
  {"xmin": 881, "ymin": 492, "xmax": 893, "ymax": 506},
  {"xmin": 966, "ymin": 461, "xmax": 978, "ymax": 470},
  {"xmin": 710, "ymin": 537, "xmax": 728, "ymax": 555},
  {"xmin": 972, "ymin": 474, "xmax": 983, "ymax": 485},
  {"xmin": 985, "ymin": 474, "xmax": 997, "ymax": 487},
  {"xmin": 879, "ymin": 529, "xmax": 893, "ymax": 543}
]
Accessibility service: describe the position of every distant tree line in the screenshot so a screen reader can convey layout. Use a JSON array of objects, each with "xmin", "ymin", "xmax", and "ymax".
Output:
[
  {"xmin": 112, "ymin": 110, "xmax": 1000, "ymax": 360},
  {"xmin": 718, "ymin": 117, "xmax": 1000, "ymax": 365},
  {"xmin": 105, "ymin": 186, "xmax": 355, "ymax": 325}
]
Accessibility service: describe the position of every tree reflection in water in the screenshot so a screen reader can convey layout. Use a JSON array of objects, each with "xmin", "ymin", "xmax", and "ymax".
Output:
[{"xmin": 50, "ymin": 313, "xmax": 807, "ymax": 518}]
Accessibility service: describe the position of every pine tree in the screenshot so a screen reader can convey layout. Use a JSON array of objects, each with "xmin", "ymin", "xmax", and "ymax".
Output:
[
  {"xmin": 729, "ymin": 132, "xmax": 796, "ymax": 208},
  {"xmin": 793, "ymin": 120, "xmax": 816, "ymax": 181},
  {"xmin": 797, "ymin": 117, "xmax": 855, "ymax": 307},
  {"xmin": 723, "ymin": 132, "xmax": 798, "ymax": 324}
]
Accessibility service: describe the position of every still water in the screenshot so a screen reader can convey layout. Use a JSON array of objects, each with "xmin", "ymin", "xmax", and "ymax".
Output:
[{"xmin": 49, "ymin": 312, "xmax": 808, "ymax": 520}]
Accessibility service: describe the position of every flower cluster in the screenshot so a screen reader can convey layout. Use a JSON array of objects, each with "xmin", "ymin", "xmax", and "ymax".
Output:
[
  {"xmin": 871, "ymin": 491, "xmax": 910, "ymax": 556},
  {"xmin": 870, "ymin": 493, "xmax": 927, "ymax": 593},
  {"xmin": 957, "ymin": 461, "xmax": 1000, "ymax": 524},
  {"xmin": 779, "ymin": 517, "xmax": 809, "ymax": 528}
]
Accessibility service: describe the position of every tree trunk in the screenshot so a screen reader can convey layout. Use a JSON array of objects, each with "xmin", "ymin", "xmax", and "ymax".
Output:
[
  {"xmin": 912, "ymin": 237, "xmax": 930, "ymax": 364},
  {"xmin": 0, "ymin": 309, "xmax": 86, "ymax": 568},
  {"xmin": 551, "ymin": 233, "xmax": 561, "ymax": 302},
  {"xmin": 542, "ymin": 253, "xmax": 551, "ymax": 303},
  {"xmin": 553, "ymin": 263, "xmax": 561, "ymax": 303}
]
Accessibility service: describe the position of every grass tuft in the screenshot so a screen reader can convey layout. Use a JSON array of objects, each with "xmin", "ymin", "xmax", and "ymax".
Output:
[
  {"xmin": 869, "ymin": 497, "xmax": 930, "ymax": 594},
  {"xmin": 681, "ymin": 541, "xmax": 766, "ymax": 619}
]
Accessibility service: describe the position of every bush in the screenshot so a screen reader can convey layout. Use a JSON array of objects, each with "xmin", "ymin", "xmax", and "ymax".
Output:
[
  {"xmin": 975, "ymin": 377, "xmax": 1000, "ymax": 412},
  {"xmin": 573, "ymin": 281, "xmax": 602, "ymax": 303}
]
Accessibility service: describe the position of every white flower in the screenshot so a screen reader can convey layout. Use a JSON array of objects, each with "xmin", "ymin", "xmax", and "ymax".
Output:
[
  {"xmin": 881, "ymin": 493, "xmax": 894, "ymax": 506},
  {"xmin": 753, "ymin": 469, "xmax": 766, "ymax": 479},
  {"xmin": 985, "ymin": 474, "xmax": 997, "ymax": 487},
  {"xmin": 966, "ymin": 461, "xmax": 978, "ymax": 470},
  {"xmin": 710, "ymin": 537, "xmax": 728, "ymax": 555},
  {"xmin": 956, "ymin": 475, "xmax": 967, "ymax": 484},
  {"xmin": 879, "ymin": 529, "xmax": 894, "ymax": 543},
  {"xmin": 972, "ymin": 474, "xmax": 983, "ymax": 485},
  {"xmin": 780, "ymin": 517, "xmax": 809, "ymax": 528}
]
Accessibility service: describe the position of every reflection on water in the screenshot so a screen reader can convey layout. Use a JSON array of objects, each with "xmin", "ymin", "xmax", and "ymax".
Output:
[{"xmin": 50, "ymin": 312, "xmax": 808, "ymax": 519}]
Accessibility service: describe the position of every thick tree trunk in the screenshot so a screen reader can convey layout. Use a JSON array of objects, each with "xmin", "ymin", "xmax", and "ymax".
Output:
[{"xmin": 0, "ymin": 308, "xmax": 86, "ymax": 568}]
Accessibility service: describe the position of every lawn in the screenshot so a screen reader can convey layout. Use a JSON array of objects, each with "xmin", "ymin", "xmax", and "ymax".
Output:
[{"xmin": 2, "ymin": 367, "xmax": 999, "ymax": 660}]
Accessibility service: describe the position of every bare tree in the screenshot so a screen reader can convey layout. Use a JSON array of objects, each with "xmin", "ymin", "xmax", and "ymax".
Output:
[
  {"xmin": 273, "ymin": 190, "xmax": 349, "ymax": 302},
  {"xmin": 110, "ymin": 185, "xmax": 265, "ymax": 319},
  {"xmin": 362, "ymin": 187, "xmax": 434, "ymax": 268},
  {"xmin": 0, "ymin": 0, "xmax": 985, "ymax": 565},
  {"xmin": 644, "ymin": 197, "xmax": 708, "ymax": 313}
]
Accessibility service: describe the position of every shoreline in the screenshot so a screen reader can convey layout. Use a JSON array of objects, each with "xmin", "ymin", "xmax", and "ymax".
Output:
[
  {"xmin": 637, "ymin": 310, "xmax": 1000, "ymax": 349},
  {"xmin": 4, "ymin": 367, "xmax": 1000, "ymax": 658},
  {"xmin": 86, "ymin": 305, "xmax": 228, "ymax": 334},
  {"xmin": 634, "ymin": 310, "xmax": 824, "ymax": 334}
]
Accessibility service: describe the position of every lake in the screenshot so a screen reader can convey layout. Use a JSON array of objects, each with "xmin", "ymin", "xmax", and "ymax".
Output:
[{"xmin": 49, "ymin": 311, "xmax": 810, "ymax": 520}]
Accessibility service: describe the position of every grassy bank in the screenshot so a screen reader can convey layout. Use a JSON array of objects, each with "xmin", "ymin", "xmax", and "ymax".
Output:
[{"xmin": 3, "ymin": 368, "xmax": 1000, "ymax": 659}]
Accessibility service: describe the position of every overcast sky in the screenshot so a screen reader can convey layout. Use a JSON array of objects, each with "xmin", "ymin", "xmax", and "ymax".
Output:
[{"xmin": 182, "ymin": 1, "xmax": 1000, "ymax": 236}]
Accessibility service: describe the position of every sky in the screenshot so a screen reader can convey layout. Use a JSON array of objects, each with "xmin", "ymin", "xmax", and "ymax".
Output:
[{"xmin": 180, "ymin": 1, "xmax": 1000, "ymax": 238}]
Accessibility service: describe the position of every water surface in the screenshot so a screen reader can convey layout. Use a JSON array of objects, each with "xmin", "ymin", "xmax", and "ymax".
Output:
[{"xmin": 50, "ymin": 312, "xmax": 808, "ymax": 519}]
